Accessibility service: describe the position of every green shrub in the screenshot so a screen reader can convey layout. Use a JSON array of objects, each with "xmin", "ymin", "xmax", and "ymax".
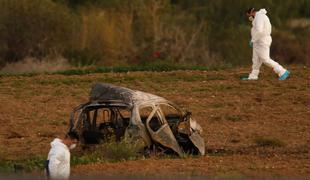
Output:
[
  {"xmin": 0, "ymin": 156, "xmax": 46, "ymax": 174},
  {"xmin": 98, "ymin": 137, "xmax": 143, "ymax": 162},
  {"xmin": 65, "ymin": 49, "xmax": 101, "ymax": 67},
  {"xmin": 71, "ymin": 152, "xmax": 102, "ymax": 166},
  {"xmin": 71, "ymin": 137, "xmax": 143, "ymax": 165},
  {"xmin": 0, "ymin": 0, "xmax": 309, "ymax": 69},
  {"xmin": 0, "ymin": 160, "xmax": 14, "ymax": 173},
  {"xmin": 0, "ymin": 0, "xmax": 78, "ymax": 65},
  {"xmin": 271, "ymin": 30, "xmax": 307, "ymax": 64}
]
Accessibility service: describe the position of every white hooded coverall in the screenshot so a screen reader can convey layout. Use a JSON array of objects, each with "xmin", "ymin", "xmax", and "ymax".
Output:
[
  {"xmin": 249, "ymin": 9, "xmax": 287, "ymax": 80},
  {"xmin": 47, "ymin": 138, "xmax": 71, "ymax": 179}
]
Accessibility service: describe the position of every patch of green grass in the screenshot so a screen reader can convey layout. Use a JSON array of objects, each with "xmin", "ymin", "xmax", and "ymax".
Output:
[
  {"xmin": 48, "ymin": 119, "xmax": 67, "ymax": 126},
  {"xmin": 72, "ymin": 137, "xmax": 143, "ymax": 165},
  {"xmin": 183, "ymin": 75, "xmax": 205, "ymax": 82},
  {"xmin": 205, "ymin": 148, "xmax": 234, "ymax": 156},
  {"xmin": 293, "ymin": 71, "xmax": 304, "ymax": 78},
  {"xmin": 213, "ymin": 85, "xmax": 234, "ymax": 92},
  {"xmin": 53, "ymin": 69, "xmax": 93, "ymax": 75},
  {"xmin": 0, "ymin": 72, "xmax": 38, "ymax": 77},
  {"xmin": 61, "ymin": 78, "xmax": 89, "ymax": 85},
  {"xmin": 23, "ymin": 156, "xmax": 46, "ymax": 172},
  {"xmin": 179, "ymin": 152, "xmax": 199, "ymax": 159},
  {"xmin": 156, "ymin": 73, "xmax": 205, "ymax": 82},
  {"xmin": 53, "ymin": 64, "xmax": 229, "ymax": 76},
  {"xmin": 99, "ymin": 137, "xmax": 143, "ymax": 162},
  {"xmin": 190, "ymin": 169, "xmax": 202, "ymax": 176},
  {"xmin": 95, "ymin": 76, "xmax": 116, "ymax": 84},
  {"xmin": 123, "ymin": 76, "xmax": 139, "ymax": 82},
  {"xmin": 37, "ymin": 78, "xmax": 92, "ymax": 86},
  {"xmin": 206, "ymin": 75, "xmax": 227, "ymax": 81},
  {"xmin": 71, "ymin": 152, "xmax": 103, "ymax": 165},
  {"xmin": 304, "ymin": 83, "xmax": 310, "ymax": 89},
  {"xmin": 0, "ymin": 72, "xmax": 40, "ymax": 77},
  {"xmin": 0, "ymin": 159, "xmax": 14, "ymax": 173},
  {"xmin": 70, "ymin": 89, "xmax": 86, "ymax": 97},
  {"xmin": 37, "ymin": 130, "xmax": 57, "ymax": 138},
  {"xmin": 226, "ymin": 115, "xmax": 242, "ymax": 122},
  {"xmin": 0, "ymin": 137, "xmax": 142, "ymax": 173},
  {"xmin": 0, "ymin": 156, "xmax": 46, "ymax": 174},
  {"xmin": 211, "ymin": 103, "xmax": 225, "ymax": 109},
  {"xmin": 1, "ymin": 63, "xmax": 230, "ymax": 77},
  {"xmin": 144, "ymin": 76, "xmax": 170, "ymax": 83},
  {"xmin": 52, "ymin": 89, "xmax": 64, "ymax": 96},
  {"xmin": 254, "ymin": 137, "xmax": 285, "ymax": 148},
  {"xmin": 11, "ymin": 81, "xmax": 25, "ymax": 88},
  {"xmin": 37, "ymin": 79, "xmax": 50, "ymax": 85}
]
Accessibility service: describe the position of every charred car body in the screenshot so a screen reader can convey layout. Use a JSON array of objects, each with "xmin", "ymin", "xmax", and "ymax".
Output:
[{"xmin": 69, "ymin": 83, "xmax": 205, "ymax": 156}]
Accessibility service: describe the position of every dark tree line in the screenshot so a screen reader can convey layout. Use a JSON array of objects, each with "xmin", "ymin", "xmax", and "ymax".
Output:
[{"xmin": 0, "ymin": 0, "xmax": 309, "ymax": 67}]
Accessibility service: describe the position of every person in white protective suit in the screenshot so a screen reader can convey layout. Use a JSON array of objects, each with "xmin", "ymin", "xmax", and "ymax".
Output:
[
  {"xmin": 45, "ymin": 131, "xmax": 79, "ymax": 179},
  {"xmin": 243, "ymin": 8, "xmax": 290, "ymax": 80}
]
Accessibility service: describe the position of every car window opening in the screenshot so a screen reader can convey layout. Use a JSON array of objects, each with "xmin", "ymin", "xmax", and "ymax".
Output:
[{"xmin": 81, "ymin": 107, "xmax": 131, "ymax": 144}]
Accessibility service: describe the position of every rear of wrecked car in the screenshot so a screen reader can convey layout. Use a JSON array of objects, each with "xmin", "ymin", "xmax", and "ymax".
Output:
[{"xmin": 69, "ymin": 83, "xmax": 205, "ymax": 156}]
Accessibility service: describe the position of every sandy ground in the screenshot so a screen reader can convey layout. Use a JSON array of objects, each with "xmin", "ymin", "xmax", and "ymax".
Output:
[{"xmin": 0, "ymin": 65, "xmax": 309, "ymax": 178}]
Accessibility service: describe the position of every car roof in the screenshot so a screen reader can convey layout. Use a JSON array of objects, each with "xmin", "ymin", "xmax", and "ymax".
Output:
[{"xmin": 89, "ymin": 83, "xmax": 167, "ymax": 107}]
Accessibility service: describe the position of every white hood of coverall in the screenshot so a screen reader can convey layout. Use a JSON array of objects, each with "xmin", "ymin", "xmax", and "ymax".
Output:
[
  {"xmin": 47, "ymin": 138, "xmax": 71, "ymax": 179},
  {"xmin": 257, "ymin": 8, "xmax": 267, "ymax": 15},
  {"xmin": 251, "ymin": 9, "xmax": 272, "ymax": 45}
]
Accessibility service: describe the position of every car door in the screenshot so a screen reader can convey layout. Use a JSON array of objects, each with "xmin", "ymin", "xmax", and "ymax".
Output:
[{"xmin": 143, "ymin": 105, "xmax": 183, "ymax": 156}]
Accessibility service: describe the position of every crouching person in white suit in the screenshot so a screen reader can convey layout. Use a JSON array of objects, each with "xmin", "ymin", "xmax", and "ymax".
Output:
[
  {"xmin": 243, "ymin": 8, "xmax": 290, "ymax": 81},
  {"xmin": 46, "ymin": 131, "xmax": 79, "ymax": 179}
]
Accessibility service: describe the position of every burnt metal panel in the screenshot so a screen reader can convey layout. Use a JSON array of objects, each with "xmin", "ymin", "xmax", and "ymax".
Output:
[{"xmin": 90, "ymin": 83, "xmax": 134, "ymax": 104}]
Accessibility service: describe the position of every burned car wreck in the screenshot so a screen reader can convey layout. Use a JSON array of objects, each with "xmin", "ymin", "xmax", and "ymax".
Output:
[{"xmin": 69, "ymin": 83, "xmax": 205, "ymax": 156}]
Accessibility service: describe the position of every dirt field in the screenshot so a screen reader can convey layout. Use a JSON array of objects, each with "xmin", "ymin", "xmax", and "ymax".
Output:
[{"xmin": 0, "ymin": 66, "xmax": 309, "ymax": 178}]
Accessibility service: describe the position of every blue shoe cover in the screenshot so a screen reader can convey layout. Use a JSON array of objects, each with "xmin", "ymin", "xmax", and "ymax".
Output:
[
  {"xmin": 279, "ymin": 70, "xmax": 290, "ymax": 80},
  {"xmin": 241, "ymin": 77, "xmax": 249, "ymax": 80}
]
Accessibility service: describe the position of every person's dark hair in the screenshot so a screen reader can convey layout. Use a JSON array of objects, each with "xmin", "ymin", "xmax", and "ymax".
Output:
[
  {"xmin": 246, "ymin": 7, "xmax": 255, "ymax": 14},
  {"xmin": 66, "ymin": 131, "xmax": 79, "ymax": 141}
]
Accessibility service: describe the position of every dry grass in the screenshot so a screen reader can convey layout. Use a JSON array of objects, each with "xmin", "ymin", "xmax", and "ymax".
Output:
[
  {"xmin": 254, "ymin": 137, "xmax": 285, "ymax": 148},
  {"xmin": 0, "ymin": 65, "xmax": 309, "ymax": 177},
  {"xmin": 0, "ymin": 56, "xmax": 72, "ymax": 74}
]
